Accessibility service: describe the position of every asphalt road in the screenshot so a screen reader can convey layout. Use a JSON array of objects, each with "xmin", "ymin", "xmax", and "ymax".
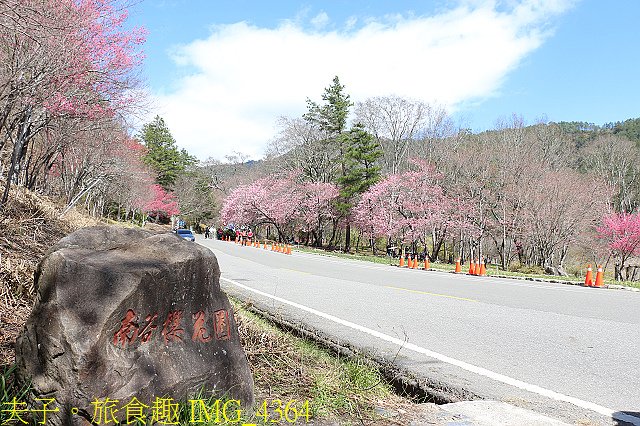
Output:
[{"xmin": 198, "ymin": 237, "xmax": 640, "ymax": 426}]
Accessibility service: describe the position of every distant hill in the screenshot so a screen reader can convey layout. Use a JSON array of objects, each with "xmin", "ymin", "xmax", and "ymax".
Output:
[{"xmin": 553, "ymin": 117, "xmax": 640, "ymax": 147}]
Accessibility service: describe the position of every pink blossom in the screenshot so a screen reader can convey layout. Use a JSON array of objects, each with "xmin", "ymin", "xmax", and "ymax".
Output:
[{"xmin": 597, "ymin": 212, "xmax": 640, "ymax": 259}]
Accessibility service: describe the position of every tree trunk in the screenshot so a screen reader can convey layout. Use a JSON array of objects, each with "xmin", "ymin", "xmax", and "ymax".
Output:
[
  {"xmin": 432, "ymin": 235, "xmax": 445, "ymax": 260},
  {"xmin": 328, "ymin": 218, "xmax": 339, "ymax": 249},
  {"xmin": 1, "ymin": 108, "xmax": 32, "ymax": 208},
  {"xmin": 370, "ymin": 228, "xmax": 376, "ymax": 255},
  {"xmin": 344, "ymin": 222, "xmax": 351, "ymax": 253}
]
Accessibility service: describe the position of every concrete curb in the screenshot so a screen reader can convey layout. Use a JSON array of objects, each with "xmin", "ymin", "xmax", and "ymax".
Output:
[
  {"xmin": 438, "ymin": 401, "xmax": 572, "ymax": 425},
  {"xmin": 231, "ymin": 294, "xmax": 478, "ymax": 404},
  {"xmin": 230, "ymin": 294, "xmax": 576, "ymax": 426}
]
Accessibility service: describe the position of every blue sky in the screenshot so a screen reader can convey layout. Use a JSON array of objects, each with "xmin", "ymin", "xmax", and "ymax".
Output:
[{"xmin": 127, "ymin": 0, "xmax": 640, "ymax": 160}]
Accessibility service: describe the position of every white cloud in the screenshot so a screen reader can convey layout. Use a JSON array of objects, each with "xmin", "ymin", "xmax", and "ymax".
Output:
[
  {"xmin": 153, "ymin": 0, "xmax": 575, "ymax": 161},
  {"xmin": 310, "ymin": 11, "xmax": 329, "ymax": 29}
]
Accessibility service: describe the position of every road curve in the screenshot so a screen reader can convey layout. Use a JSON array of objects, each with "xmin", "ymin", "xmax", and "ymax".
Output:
[{"xmin": 198, "ymin": 237, "xmax": 640, "ymax": 426}]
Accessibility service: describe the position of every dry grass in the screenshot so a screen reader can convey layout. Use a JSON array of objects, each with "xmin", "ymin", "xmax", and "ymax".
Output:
[
  {"xmin": 233, "ymin": 300, "xmax": 423, "ymax": 424},
  {"xmin": 0, "ymin": 187, "xmax": 100, "ymax": 367}
]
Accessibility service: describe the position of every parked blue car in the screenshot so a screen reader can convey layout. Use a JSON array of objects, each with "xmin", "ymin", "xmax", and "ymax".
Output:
[{"xmin": 175, "ymin": 229, "xmax": 195, "ymax": 242}]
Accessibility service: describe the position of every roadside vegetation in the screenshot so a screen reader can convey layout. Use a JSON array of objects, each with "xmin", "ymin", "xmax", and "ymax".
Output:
[{"xmin": 231, "ymin": 299, "xmax": 422, "ymax": 424}]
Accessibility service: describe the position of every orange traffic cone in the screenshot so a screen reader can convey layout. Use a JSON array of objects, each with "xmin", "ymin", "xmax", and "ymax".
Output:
[
  {"xmin": 475, "ymin": 260, "xmax": 481, "ymax": 276},
  {"xmin": 469, "ymin": 259, "xmax": 475, "ymax": 275},
  {"xmin": 424, "ymin": 257, "xmax": 430, "ymax": 270},
  {"xmin": 594, "ymin": 265, "xmax": 604, "ymax": 288},
  {"xmin": 286, "ymin": 245, "xmax": 292, "ymax": 255},
  {"xmin": 399, "ymin": 256, "xmax": 405, "ymax": 267},
  {"xmin": 412, "ymin": 256, "xmax": 418, "ymax": 269},
  {"xmin": 584, "ymin": 265, "xmax": 593, "ymax": 286},
  {"xmin": 479, "ymin": 259, "xmax": 486, "ymax": 276},
  {"xmin": 263, "ymin": 241, "xmax": 267, "ymax": 249},
  {"xmin": 455, "ymin": 258, "xmax": 462, "ymax": 273}
]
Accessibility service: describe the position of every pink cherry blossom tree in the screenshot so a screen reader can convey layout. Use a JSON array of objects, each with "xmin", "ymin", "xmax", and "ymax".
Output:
[
  {"xmin": 222, "ymin": 175, "xmax": 303, "ymax": 240},
  {"xmin": 0, "ymin": 0, "xmax": 145, "ymax": 208},
  {"xmin": 140, "ymin": 184, "xmax": 180, "ymax": 223},
  {"xmin": 297, "ymin": 181, "xmax": 339, "ymax": 246},
  {"xmin": 597, "ymin": 212, "xmax": 640, "ymax": 281},
  {"xmin": 354, "ymin": 160, "xmax": 471, "ymax": 259}
]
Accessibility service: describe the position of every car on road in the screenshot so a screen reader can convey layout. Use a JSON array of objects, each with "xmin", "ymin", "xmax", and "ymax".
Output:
[{"xmin": 175, "ymin": 229, "xmax": 195, "ymax": 242}]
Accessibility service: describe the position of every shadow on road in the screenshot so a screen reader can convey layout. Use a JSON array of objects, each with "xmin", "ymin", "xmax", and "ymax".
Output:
[{"xmin": 614, "ymin": 411, "xmax": 640, "ymax": 426}]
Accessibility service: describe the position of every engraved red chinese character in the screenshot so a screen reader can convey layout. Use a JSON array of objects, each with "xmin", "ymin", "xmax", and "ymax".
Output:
[
  {"xmin": 213, "ymin": 309, "xmax": 230, "ymax": 340},
  {"xmin": 139, "ymin": 313, "xmax": 158, "ymax": 343},
  {"xmin": 113, "ymin": 309, "xmax": 139, "ymax": 347},
  {"xmin": 191, "ymin": 311, "xmax": 212, "ymax": 343},
  {"xmin": 161, "ymin": 310, "xmax": 184, "ymax": 343}
]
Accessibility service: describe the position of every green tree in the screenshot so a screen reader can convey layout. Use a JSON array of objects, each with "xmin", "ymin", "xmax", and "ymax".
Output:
[
  {"xmin": 304, "ymin": 76, "xmax": 352, "ymax": 138},
  {"xmin": 338, "ymin": 124, "xmax": 382, "ymax": 199},
  {"xmin": 303, "ymin": 76, "xmax": 354, "ymax": 251},
  {"xmin": 138, "ymin": 116, "xmax": 195, "ymax": 190},
  {"xmin": 338, "ymin": 124, "xmax": 382, "ymax": 253},
  {"xmin": 612, "ymin": 118, "xmax": 640, "ymax": 146}
]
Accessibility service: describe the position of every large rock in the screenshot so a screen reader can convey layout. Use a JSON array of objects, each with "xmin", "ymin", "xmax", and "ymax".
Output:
[{"xmin": 16, "ymin": 225, "xmax": 254, "ymax": 425}]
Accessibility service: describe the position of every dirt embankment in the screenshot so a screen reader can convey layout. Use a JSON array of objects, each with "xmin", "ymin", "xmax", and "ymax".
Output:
[{"xmin": 0, "ymin": 187, "xmax": 100, "ymax": 366}]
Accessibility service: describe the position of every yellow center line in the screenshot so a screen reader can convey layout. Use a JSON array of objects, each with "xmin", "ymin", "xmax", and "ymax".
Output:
[
  {"xmin": 278, "ymin": 267, "xmax": 310, "ymax": 275},
  {"xmin": 384, "ymin": 285, "xmax": 478, "ymax": 302}
]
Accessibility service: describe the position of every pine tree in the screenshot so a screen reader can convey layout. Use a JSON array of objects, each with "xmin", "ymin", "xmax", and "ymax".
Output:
[
  {"xmin": 138, "ymin": 116, "xmax": 195, "ymax": 190},
  {"xmin": 304, "ymin": 76, "xmax": 352, "ymax": 138},
  {"xmin": 303, "ymin": 76, "xmax": 355, "ymax": 251},
  {"xmin": 339, "ymin": 123, "xmax": 382, "ymax": 199}
]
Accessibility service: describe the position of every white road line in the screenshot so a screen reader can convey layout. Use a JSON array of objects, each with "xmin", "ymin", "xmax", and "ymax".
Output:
[{"xmin": 221, "ymin": 276, "xmax": 640, "ymax": 426}]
